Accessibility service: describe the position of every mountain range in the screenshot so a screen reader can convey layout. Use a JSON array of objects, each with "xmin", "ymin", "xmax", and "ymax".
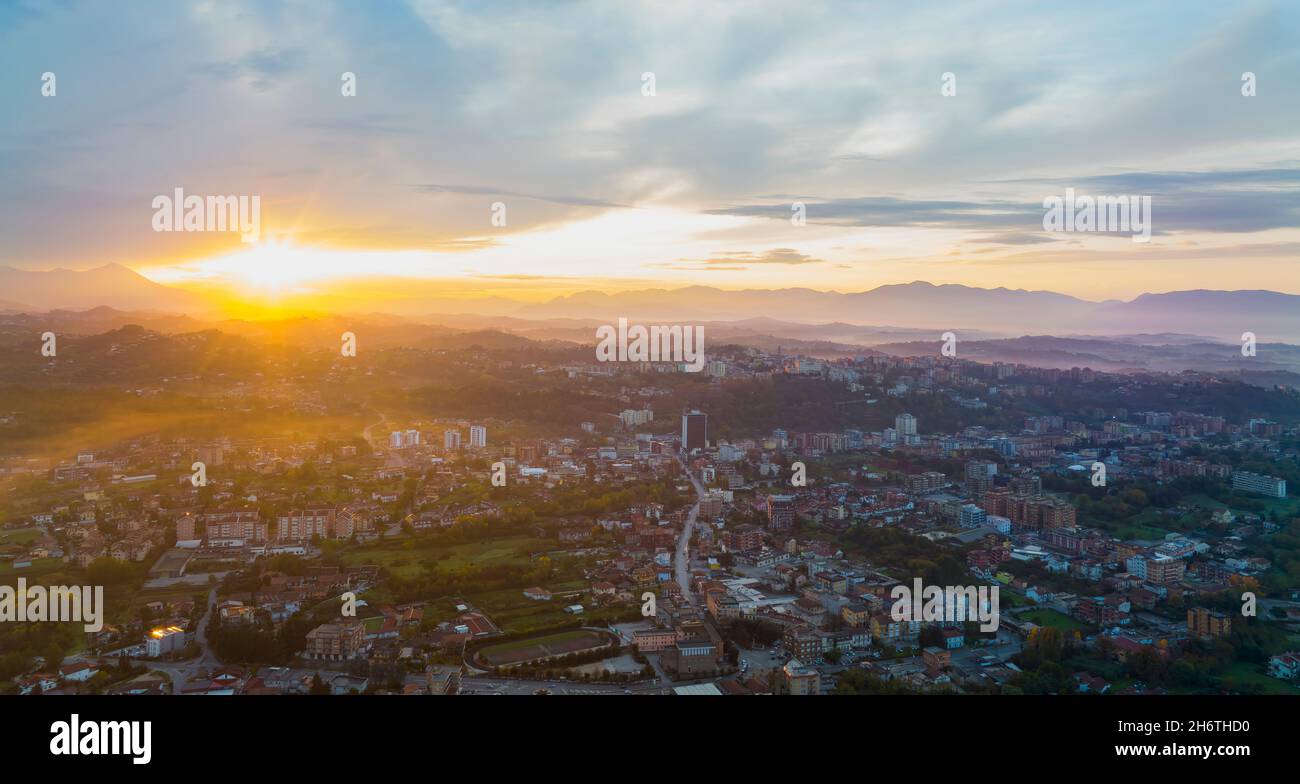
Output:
[{"xmin": 2, "ymin": 263, "xmax": 1298, "ymax": 342}]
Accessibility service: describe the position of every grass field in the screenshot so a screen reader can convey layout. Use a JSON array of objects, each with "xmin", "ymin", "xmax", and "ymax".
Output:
[
  {"xmin": 0, "ymin": 556, "xmax": 67, "ymax": 578},
  {"xmin": 337, "ymin": 536, "xmax": 548, "ymax": 579},
  {"xmin": 0, "ymin": 527, "xmax": 43, "ymax": 547},
  {"xmin": 477, "ymin": 629, "xmax": 610, "ymax": 666},
  {"xmin": 1219, "ymin": 662, "xmax": 1300, "ymax": 695},
  {"xmin": 1021, "ymin": 608, "xmax": 1091, "ymax": 633},
  {"xmin": 1182, "ymin": 492, "xmax": 1300, "ymax": 519},
  {"xmin": 468, "ymin": 583, "xmax": 591, "ymax": 634}
]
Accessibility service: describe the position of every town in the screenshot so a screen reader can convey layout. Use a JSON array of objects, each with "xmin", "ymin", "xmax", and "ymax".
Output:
[{"xmin": 2, "ymin": 331, "xmax": 1297, "ymax": 697}]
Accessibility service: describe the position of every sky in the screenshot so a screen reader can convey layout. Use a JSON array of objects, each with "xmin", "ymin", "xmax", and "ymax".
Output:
[{"xmin": 2, "ymin": 0, "xmax": 1300, "ymax": 311}]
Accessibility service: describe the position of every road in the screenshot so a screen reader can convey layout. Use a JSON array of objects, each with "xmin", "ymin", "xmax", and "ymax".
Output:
[
  {"xmin": 674, "ymin": 453, "xmax": 706, "ymax": 607},
  {"xmin": 131, "ymin": 586, "xmax": 220, "ymax": 694},
  {"xmin": 361, "ymin": 409, "xmax": 388, "ymax": 444},
  {"xmin": 460, "ymin": 675, "xmax": 665, "ymax": 695}
]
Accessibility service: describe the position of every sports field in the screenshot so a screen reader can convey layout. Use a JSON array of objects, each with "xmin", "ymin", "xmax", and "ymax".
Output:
[{"xmin": 477, "ymin": 629, "xmax": 612, "ymax": 666}]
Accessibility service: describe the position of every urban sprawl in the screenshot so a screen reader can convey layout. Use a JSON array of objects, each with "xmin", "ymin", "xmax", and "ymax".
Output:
[{"xmin": 2, "ymin": 341, "xmax": 1299, "ymax": 696}]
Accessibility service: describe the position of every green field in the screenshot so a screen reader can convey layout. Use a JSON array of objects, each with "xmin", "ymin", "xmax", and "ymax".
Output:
[
  {"xmin": 336, "ymin": 535, "xmax": 549, "ymax": 579},
  {"xmin": 0, "ymin": 556, "xmax": 67, "ymax": 578},
  {"xmin": 477, "ymin": 629, "xmax": 610, "ymax": 666},
  {"xmin": 468, "ymin": 582, "xmax": 591, "ymax": 634},
  {"xmin": 1183, "ymin": 492, "xmax": 1300, "ymax": 519},
  {"xmin": 1020, "ymin": 608, "xmax": 1091, "ymax": 633},
  {"xmin": 1219, "ymin": 662, "xmax": 1300, "ymax": 695},
  {"xmin": 0, "ymin": 527, "xmax": 44, "ymax": 547}
]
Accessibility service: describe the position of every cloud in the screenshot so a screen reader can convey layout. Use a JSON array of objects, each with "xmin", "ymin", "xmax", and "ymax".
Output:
[
  {"xmin": 701, "ymin": 248, "xmax": 823, "ymax": 265},
  {"xmin": 2, "ymin": 0, "xmax": 1299, "ymax": 301},
  {"xmin": 413, "ymin": 184, "xmax": 627, "ymax": 209},
  {"xmin": 966, "ymin": 232, "xmax": 1059, "ymax": 245},
  {"xmin": 708, "ymin": 164, "xmax": 1300, "ymax": 235},
  {"xmin": 706, "ymin": 196, "xmax": 1040, "ymax": 230},
  {"xmin": 193, "ymin": 46, "xmax": 306, "ymax": 89},
  {"xmin": 651, "ymin": 248, "xmax": 825, "ymax": 271}
]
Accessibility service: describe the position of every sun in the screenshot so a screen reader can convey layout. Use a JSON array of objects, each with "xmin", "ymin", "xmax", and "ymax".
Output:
[{"xmin": 227, "ymin": 240, "xmax": 326, "ymax": 292}]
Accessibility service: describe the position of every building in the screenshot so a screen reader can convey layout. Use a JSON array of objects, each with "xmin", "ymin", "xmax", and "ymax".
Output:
[
  {"xmin": 673, "ymin": 638, "xmax": 717, "ymax": 675},
  {"xmin": 633, "ymin": 628, "xmax": 677, "ymax": 653},
  {"xmin": 905, "ymin": 471, "xmax": 947, "ymax": 494},
  {"xmin": 783, "ymin": 658, "xmax": 820, "ymax": 695},
  {"xmin": 700, "ymin": 492, "xmax": 724, "ymax": 519},
  {"xmin": 895, "ymin": 413, "xmax": 917, "ymax": 437},
  {"xmin": 277, "ymin": 507, "xmax": 337, "ymax": 542},
  {"xmin": 619, "ymin": 409, "xmax": 654, "ymax": 428},
  {"xmin": 146, "ymin": 626, "xmax": 187, "ymax": 658},
  {"xmin": 202, "ymin": 510, "xmax": 267, "ymax": 543},
  {"xmin": 1267, "ymin": 652, "xmax": 1300, "ymax": 680},
  {"xmin": 175, "ymin": 514, "xmax": 197, "ymax": 542},
  {"xmin": 965, "ymin": 459, "xmax": 998, "ymax": 495},
  {"xmin": 767, "ymin": 494, "xmax": 795, "ymax": 532},
  {"xmin": 443, "ymin": 429, "xmax": 462, "ymax": 451},
  {"xmin": 1127, "ymin": 554, "xmax": 1185, "ymax": 586},
  {"xmin": 1187, "ymin": 607, "xmax": 1232, "ymax": 639},
  {"xmin": 305, "ymin": 621, "xmax": 365, "ymax": 661},
  {"xmin": 672, "ymin": 683, "xmax": 724, "ymax": 695},
  {"xmin": 1232, "ymin": 471, "xmax": 1287, "ymax": 498},
  {"xmin": 784, "ymin": 625, "xmax": 821, "ymax": 661},
  {"xmin": 389, "ymin": 430, "xmax": 420, "ymax": 449},
  {"xmin": 426, "ymin": 666, "xmax": 461, "ymax": 695},
  {"xmin": 922, "ymin": 646, "xmax": 952, "ymax": 674},
  {"xmin": 681, "ymin": 410, "xmax": 708, "ymax": 452},
  {"xmin": 469, "ymin": 425, "xmax": 487, "ymax": 449},
  {"xmin": 723, "ymin": 525, "xmax": 764, "ymax": 552},
  {"xmin": 958, "ymin": 503, "xmax": 987, "ymax": 529}
]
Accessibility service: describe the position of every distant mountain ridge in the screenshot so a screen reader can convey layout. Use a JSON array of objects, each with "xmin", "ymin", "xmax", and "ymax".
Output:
[
  {"xmin": 528, "ymin": 282, "xmax": 1300, "ymax": 341},
  {"xmin": 2, "ymin": 264, "xmax": 1298, "ymax": 341},
  {"xmin": 0, "ymin": 263, "xmax": 212, "ymax": 314}
]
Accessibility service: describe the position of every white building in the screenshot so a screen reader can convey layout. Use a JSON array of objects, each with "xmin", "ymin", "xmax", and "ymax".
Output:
[
  {"xmin": 469, "ymin": 425, "xmax": 487, "ymax": 448},
  {"xmin": 895, "ymin": 413, "xmax": 917, "ymax": 437},
  {"xmin": 146, "ymin": 626, "xmax": 187, "ymax": 658}
]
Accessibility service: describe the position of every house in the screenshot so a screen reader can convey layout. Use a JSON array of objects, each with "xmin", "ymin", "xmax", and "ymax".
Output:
[
  {"xmin": 564, "ymin": 604, "xmax": 584, "ymax": 614},
  {"xmin": 18, "ymin": 673, "xmax": 60, "ymax": 694},
  {"xmin": 426, "ymin": 665, "xmax": 460, "ymax": 695},
  {"xmin": 922, "ymin": 646, "xmax": 951, "ymax": 674},
  {"xmin": 841, "ymin": 602, "xmax": 872, "ymax": 628},
  {"xmin": 330, "ymin": 674, "xmax": 369, "ymax": 695},
  {"xmin": 523, "ymin": 586, "xmax": 552, "ymax": 601},
  {"xmin": 59, "ymin": 662, "xmax": 99, "ymax": 683},
  {"xmin": 1268, "ymin": 651, "xmax": 1300, "ymax": 680},
  {"xmin": 106, "ymin": 673, "xmax": 170, "ymax": 695},
  {"xmin": 1075, "ymin": 672, "xmax": 1111, "ymax": 694}
]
